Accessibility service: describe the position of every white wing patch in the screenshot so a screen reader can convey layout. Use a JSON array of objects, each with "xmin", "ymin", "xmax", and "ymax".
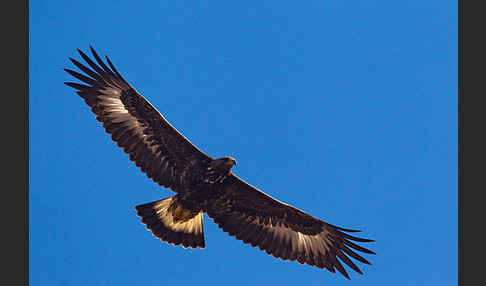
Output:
[
  {"xmin": 252, "ymin": 218, "xmax": 332, "ymax": 258},
  {"xmin": 98, "ymin": 91, "xmax": 162, "ymax": 156}
]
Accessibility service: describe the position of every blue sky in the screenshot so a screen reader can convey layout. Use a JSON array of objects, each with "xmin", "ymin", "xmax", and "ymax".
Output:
[{"xmin": 30, "ymin": 1, "xmax": 457, "ymax": 285}]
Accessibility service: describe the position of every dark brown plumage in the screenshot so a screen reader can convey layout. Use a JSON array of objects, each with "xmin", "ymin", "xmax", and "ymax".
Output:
[{"xmin": 65, "ymin": 47, "xmax": 375, "ymax": 279}]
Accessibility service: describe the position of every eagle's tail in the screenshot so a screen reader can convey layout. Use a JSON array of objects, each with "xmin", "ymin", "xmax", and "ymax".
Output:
[{"xmin": 135, "ymin": 195, "xmax": 205, "ymax": 249}]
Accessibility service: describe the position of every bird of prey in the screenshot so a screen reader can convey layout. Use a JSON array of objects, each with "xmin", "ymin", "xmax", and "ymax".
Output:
[{"xmin": 64, "ymin": 47, "xmax": 375, "ymax": 279}]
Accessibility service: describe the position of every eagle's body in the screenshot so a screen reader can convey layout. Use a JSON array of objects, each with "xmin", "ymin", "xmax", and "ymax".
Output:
[{"xmin": 65, "ymin": 47, "xmax": 375, "ymax": 279}]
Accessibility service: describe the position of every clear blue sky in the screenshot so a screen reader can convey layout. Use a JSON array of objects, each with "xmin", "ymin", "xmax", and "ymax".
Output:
[{"xmin": 30, "ymin": 1, "xmax": 457, "ymax": 285}]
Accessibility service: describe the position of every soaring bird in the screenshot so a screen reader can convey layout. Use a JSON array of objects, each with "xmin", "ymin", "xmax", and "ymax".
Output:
[{"xmin": 64, "ymin": 47, "xmax": 375, "ymax": 279}]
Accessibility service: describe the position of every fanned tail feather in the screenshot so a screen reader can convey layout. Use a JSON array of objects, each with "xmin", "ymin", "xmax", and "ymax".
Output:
[{"xmin": 135, "ymin": 196, "xmax": 205, "ymax": 249}]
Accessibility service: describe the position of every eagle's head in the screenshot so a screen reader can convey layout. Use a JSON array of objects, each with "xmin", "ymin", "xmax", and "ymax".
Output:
[
  {"xmin": 221, "ymin": 156, "xmax": 237, "ymax": 167},
  {"xmin": 212, "ymin": 156, "xmax": 237, "ymax": 173}
]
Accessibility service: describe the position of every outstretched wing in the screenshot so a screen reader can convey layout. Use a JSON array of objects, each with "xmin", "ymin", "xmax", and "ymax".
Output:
[
  {"xmin": 206, "ymin": 174, "xmax": 375, "ymax": 279},
  {"xmin": 64, "ymin": 47, "xmax": 212, "ymax": 192}
]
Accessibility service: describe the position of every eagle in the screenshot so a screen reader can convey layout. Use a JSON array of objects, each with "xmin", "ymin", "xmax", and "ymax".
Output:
[{"xmin": 64, "ymin": 47, "xmax": 375, "ymax": 279}]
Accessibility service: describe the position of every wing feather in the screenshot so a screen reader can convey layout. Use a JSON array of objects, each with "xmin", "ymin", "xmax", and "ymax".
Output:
[
  {"xmin": 65, "ymin": 47, "xmax": 212, "ymax": 192},
  {"xmin": 206, "ymin": 174, "xmax": 375, "ymax": 279}
]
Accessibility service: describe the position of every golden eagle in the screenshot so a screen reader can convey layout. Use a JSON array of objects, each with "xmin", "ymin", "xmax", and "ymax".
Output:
[{"xmin": 65, "ymin": 47, "xmax": 375, "ymax": 279}]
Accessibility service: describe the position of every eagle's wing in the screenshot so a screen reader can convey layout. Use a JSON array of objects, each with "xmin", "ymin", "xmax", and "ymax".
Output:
[
  {"xmin": 64, "ymin": 47, "xmax": 212, "ymax": 192},
  {"xmin": 206, "ymin": 174, "xmax": 375, "ymax": 279}
]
